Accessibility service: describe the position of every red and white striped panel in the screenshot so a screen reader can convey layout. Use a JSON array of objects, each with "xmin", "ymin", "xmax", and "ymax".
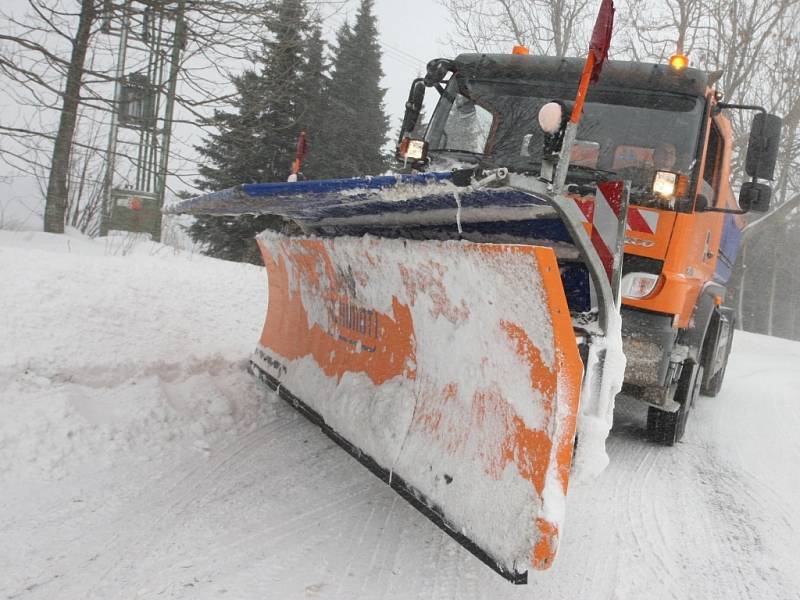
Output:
[
  {"xmin": 591, "ymin": 181, "xmax": 625, "ymax": 282},
  {"xmin": 627, "ymin": 206, "xmax": 659, "ymax": 234},
  {"xmin": 570, "ymin": 184, "xmax": 627, "ymax": 282},
  {"xmin": 573, "ymin": 198, "xmax": 594, "ymax": 224}
]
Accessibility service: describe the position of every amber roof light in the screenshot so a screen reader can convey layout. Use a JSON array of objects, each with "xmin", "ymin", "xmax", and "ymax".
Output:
[{"xmin": 669, "ymin": 53, "xmax": 689, "ymax": 71}]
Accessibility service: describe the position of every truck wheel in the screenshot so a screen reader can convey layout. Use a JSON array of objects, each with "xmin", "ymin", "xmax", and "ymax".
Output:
[
  {"xmin": 701, "ymin": 327, "xmax": 734, "ymax": 397},
  {"xmin": 647, "ymin": 363, "xmax": 703, "ymax": 446}
]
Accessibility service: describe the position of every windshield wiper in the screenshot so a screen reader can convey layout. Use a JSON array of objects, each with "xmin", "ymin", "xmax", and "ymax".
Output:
[
  {"xmin": 429, "ymin": 148, "xmax": 485, "ymax": 157},
  {"xmin": 567, "ymin": 164, "xmax": 616, "ymax": 178}
]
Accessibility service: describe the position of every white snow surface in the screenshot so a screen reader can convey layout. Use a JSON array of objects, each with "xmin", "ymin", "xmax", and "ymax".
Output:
[{"xmin": 1, "ymin": 229, "xmax": 799, "ymax": 599}]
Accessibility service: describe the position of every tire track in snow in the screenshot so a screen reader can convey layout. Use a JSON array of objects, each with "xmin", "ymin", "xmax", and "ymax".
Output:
[
  {"xmin": 601, "ymin": 393, "xmax": 795, "ymax": 600},
  {"xmin": 144, "ymin": 385, "xmax": 797, "ymax": 600},
  {"xmin": 96, "ymin": 422, "xmax": 315, "ymax": 572},
  {"xmin": 698, "ymin": 341, "xmax": 800, "ymax": 599},
  {"xmin": 327, "ymin": 494, "xmax": 382, "ymax": 599},
  {"xmin": 1, "ymin": 410, "xmax": 291, "ymax": 600},
  {"xmin": 224, "ymin": 450, "xmax": 419, "ymax": 596},
  {"xmin": 607, "ymin": 402, "xmax": 766, "ymax": 600},
  {"xmin": 179, "ymin": 480, "xmax": 380, "ymax": 591},
  {"xmin": 536, "ymin": 397, "xmax": 758, "ymax": 600},
  {"xmin": 613, "ymin": 432, "xmax": 683, "ymax": 597},
  {"xmin": 85, "ymin": 399, "xmax": 386, "ymax": 598},
  {"xmin": 35, "ymin": 408, "xmax": 294, "ymax": 599},
  {"xmin": 693, "ymin": 445, "xmax": 797, "ymax": 600},
  {"xmin": 139, "ymin": 406, "xmax": 492, "ymax": 599},
  {"xmin": 351, "ymin": 496, "xmax": 403, "ymax": 600},
  {"xmin": 367, "ymin": 497, "xmax": 482, "ymax": 600}
]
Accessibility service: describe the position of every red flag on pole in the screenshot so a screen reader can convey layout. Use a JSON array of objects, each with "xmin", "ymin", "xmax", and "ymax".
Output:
[
  {"xmin": 292, "ymin": 131, "xmax": 308, "ymax": 175},
  {"xmin": 296, "ymin": 132, "xmax": 308, "ymax": 162},
  {"xmin": 569, "ymin": 0, "xmax": 615, "ymax": 124},
  {"xmin": 589, "ymin": 0, "xmax": 615, "ymax": 82}
]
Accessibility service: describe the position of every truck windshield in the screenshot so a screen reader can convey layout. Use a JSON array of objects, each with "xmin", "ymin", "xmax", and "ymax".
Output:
[{"xmin": 426, "ymin": 78, "xmax": 704, "ymax": 207}]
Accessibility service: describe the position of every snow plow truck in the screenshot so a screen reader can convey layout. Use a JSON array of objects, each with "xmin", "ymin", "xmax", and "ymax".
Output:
[{"xmin": 169, "ymin": 50, "xmax": 782, "ymax": 583}]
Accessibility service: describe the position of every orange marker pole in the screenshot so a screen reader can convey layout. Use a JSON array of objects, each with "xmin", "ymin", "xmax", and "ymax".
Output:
[
  {"xmin": 570, "ymin": 52, "xmax": 596, "ymax": 125},
  {"xmin": 552, "ymin": 51, "xmax": 594, "ymax": 191},
  {"xmin": 290, "ymin": 131, "xmax": 308, "ymax": 178}
]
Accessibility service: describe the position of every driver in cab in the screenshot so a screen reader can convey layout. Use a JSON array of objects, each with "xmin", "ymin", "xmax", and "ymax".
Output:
[
  {"xmin": 623, "ymin": 142, "xmax": 684, "ymax": 208},
  {"xmin": 652, "ymin": 142, "xmax": 677, "ymax": 171}
]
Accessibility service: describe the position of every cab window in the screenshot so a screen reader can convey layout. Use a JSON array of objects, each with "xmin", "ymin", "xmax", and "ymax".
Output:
[{"xmin": 703, "ymin": 123, "xmax": 723, "ymax": 204}]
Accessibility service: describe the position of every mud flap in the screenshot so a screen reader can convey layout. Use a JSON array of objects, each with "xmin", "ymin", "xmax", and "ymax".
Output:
[{"xmin": 250, "ymin": 231, "xmax": 583, "ymax": 582}]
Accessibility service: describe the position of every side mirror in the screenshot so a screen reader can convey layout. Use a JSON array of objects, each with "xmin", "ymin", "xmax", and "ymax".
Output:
[
  {"xmin": 693, "ymin": 194, "xmax": 709, "ymax": 212},
  {"xmin": 398, "ymin": 79, "xmax": 426, "ymax": 146},
  {"xmin": 739, "ymin": 181, "xmax": 772, "ymax": 212},
  {"xmin": 424, "ymin": 59, "xmax": 453, "ymax": 87},
  {"xmin": 745, "ymin": 113, "xmax": 782, "ymax": 180}
]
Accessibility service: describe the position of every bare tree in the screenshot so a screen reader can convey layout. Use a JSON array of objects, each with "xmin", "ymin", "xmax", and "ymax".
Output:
[
  {"xmin": 438, "ymin": 0, "xmax": 591, "ymax": 56},
  {"xmin": 615, "ymin": 0, "xmax": 707, "ymax": 60},
  {"xmin": 40, "ymin": 0, "xmax": 96, "ymax": 233},
  {"xmin": 0, "ymin": 0, "xmax": 346, "ymax": 234}
]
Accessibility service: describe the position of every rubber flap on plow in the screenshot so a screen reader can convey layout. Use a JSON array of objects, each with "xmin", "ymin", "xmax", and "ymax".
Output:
[{"xmin": 250, "ymin": 230, "xmax": 584, "ymax": 583}]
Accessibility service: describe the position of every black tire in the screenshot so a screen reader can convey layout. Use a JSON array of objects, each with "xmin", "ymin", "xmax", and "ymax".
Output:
[
  {"xmin": 701, "ymin": 326, "xmax": 734, "ymax": 397},
  {"xmin": 647, "ymin": 363, "xmax": 703, "ymax": 446}
]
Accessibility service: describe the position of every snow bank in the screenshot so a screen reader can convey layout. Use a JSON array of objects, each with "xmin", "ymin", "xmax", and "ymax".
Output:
[
  {"xmin": 0, "ymin": 363, "xmax": 267, "ymax": 480},
  {"xmin": 0, "ymin": 230, "xmax": 266, "ymax": 480}
]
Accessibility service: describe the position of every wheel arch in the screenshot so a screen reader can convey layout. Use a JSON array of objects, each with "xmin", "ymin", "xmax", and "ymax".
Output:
[{"xmin": 677, "ymin": 282, "xmax": 727, "ymax": 362}]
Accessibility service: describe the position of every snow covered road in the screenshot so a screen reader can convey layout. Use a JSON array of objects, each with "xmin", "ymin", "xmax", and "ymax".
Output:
[{"xmin": 1, "ymin": 231, "xmax": 798, "ymax": 600}]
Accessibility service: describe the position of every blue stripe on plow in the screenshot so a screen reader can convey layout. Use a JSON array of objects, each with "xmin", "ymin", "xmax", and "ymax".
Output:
[{"xmin": 167, "ymin": 172, "xmax": 552, "ymax": 223}]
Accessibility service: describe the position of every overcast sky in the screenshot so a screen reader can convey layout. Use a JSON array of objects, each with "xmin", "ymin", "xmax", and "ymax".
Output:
[{"xmin": 369, "ymin": 0, "xmax": 453, "ymax": 122}]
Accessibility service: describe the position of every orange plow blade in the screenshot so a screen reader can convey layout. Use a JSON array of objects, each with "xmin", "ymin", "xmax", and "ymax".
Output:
[{"xmin": 250, "ymin": 231, "xmax": 584, "ymax": 582}]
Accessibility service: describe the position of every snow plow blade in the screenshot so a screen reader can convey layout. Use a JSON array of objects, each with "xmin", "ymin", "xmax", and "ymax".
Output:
[
  {"xmin": 167, "ymin": 171, "xmax": 628, "ymax": 582},
  {"xmin": 250, "ymin": 231, "xmax": 583, "ymax": 582}
]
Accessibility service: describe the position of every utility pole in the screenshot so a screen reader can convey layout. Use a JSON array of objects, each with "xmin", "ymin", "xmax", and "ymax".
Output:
[{"xmin": 100, "ymin": 0, "xmax": 185, "ymax": 242}]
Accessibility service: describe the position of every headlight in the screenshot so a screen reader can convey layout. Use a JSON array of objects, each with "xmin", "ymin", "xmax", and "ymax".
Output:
[
  {"xmin": 653, "ymin": 171, "xmax": 677, "ymax": 197},
  {"xmin": 621, "ymin": 272, "xmax": 660, "ymax": 299},
  {"xmin": 399, "ymin": 137, "xmax": 428, "ymax": 161}
]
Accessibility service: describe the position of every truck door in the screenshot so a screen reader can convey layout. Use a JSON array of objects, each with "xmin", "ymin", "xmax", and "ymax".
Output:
[{"xmin": 691, "ymin": 119, "xmax": 727, "ymax": 279}]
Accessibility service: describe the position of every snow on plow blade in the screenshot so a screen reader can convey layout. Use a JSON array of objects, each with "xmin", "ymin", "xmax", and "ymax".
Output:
[
  {"xmin": 167, "ymin": 171, "xmax": 629, "ymax": 581},
  {"xmin": 250, "ymin": 230, "xmax": 584, "ymax": 582}
]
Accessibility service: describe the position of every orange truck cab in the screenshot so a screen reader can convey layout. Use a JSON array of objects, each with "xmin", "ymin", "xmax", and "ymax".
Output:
[{"xmin": 398, "ymin": 53, "xmax": 782, "ymax": 444}]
